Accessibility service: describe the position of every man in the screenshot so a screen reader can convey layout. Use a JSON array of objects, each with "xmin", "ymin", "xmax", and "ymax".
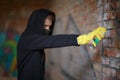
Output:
[{"xmin": 17, "ymin": 9, "xmax": 106, "ymax": 80}]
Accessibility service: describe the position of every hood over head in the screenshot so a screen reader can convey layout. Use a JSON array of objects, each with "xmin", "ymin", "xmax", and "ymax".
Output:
[{"xmin": 24, "ymin": 9, "xmax": 56, "ymax": 35}]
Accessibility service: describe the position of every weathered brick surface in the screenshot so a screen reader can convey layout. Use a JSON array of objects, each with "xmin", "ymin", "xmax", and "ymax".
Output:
[
  {"xmin": 102, "ymin": 66, "xmax": 116, "ymax": 80},
  {"xmin": 116, "ymin": 70, "xmax": 120, "ymax": 80}
]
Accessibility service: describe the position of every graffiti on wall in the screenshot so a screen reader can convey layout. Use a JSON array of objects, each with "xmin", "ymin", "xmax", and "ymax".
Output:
[{"xmin": 0, "ymin": 30, "xmax": 19, "ymax": 77}]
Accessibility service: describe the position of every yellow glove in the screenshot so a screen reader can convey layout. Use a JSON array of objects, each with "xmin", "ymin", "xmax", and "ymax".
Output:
[
  {"xmin": 88, "ymin": 26, "xmax": 106, "ymax": 40},
  {"xmin": 77, "ymin": 34, "xmax": 90, "ymax": 45},
  {"xmin": 88, "ymin": 26, "xmax": 107, "ymax": 47},
  {"xmin": 77, "ymin": 26, "xmax": 106, "ymax": 46}
]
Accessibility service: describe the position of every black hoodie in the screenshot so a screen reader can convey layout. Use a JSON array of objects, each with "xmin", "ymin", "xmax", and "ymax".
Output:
[{"xmin": 17, "ymin": 9, "xmax": 79, "ymax": 80}]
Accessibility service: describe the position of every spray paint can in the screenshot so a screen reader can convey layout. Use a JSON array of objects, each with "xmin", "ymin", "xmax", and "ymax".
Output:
[{"xmin": 89, "ymin": 36, "xmax": 100, "ymax": 49}]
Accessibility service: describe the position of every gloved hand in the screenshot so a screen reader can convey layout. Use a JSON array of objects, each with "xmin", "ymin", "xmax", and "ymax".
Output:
[
  {"xmin": 77, "ymin": 34, "xmax": 90, "ymax": 45},
  {"xmin": 88, "ymin": 27, "xmax": 106, "ymax": 47},
  {"xmin": 87, "ymin": 26, "xmax": 106, "ymax": 40},
  {"xmin": 77, "ymin": 27, "xmax": 106, "ymax": 46}
]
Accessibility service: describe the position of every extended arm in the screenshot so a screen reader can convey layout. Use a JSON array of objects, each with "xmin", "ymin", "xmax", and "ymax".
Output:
[{"xmin": 25, "ymin": 34, "xmax": 79, "ymax": 50}]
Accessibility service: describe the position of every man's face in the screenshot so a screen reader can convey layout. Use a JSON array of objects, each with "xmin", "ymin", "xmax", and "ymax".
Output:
[{"xmin": 44, "ymin": 17, "xmax": 52, "ymax": 30}]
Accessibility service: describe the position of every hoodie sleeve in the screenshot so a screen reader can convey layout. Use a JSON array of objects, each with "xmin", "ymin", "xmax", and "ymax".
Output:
[{"xmin": 25, "ymin": 34, "xmax": 79, "ymax": 50}]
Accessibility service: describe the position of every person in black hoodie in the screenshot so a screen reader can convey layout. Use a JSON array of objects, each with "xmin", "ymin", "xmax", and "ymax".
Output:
[{"xmin": 17, "ymin": 9, "xmax": 106, "ymax": 80}]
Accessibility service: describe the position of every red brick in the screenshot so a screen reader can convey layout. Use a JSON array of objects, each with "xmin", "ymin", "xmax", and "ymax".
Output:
[
  {"xmin": 84, "ymin": 0, "xmax": 90, "ymax": 4},
  {"xmin": 98, "ymin": 0, "xmax": 103, "ymax": 7},
  {"xmin": 103, "ymin": 12, "xmax": 109, "ymax": 20},
  {"xmin": 114, "ymin": 28, "xmax": 120, "ymax": 49},
  {"xmin": 93, "ymin": 63, "xmax": 102, "ymax": 72},
  {"xmin": 102, "ymin": 56, "xmax": 110, "ymax": 65},
  {"xmin": 117, "ymin": 10, "xmax": 120, "ymax": 18},
  {"xmin": 109, "ymin": 58, "xmax": 120, "ymax": 69},
  {"xmin": 109, "ymin": 10, "xmax": 117, "ymax": 19},
  {"xmin": 115, "ymin": 48, "xmax": 120, "ymax": 58},
  {"xmin": 116, "ymin": 0, "xmax": 120, "ymax": 9},
  {"xmin": 72, "ymin": 4, "xmax": 81, "ymax": 15},
  {"xmin": 103, "ymin": 48, "xmax": 118, "ymax": 57},
  {"xmin": 104, "ymin": 3, "xmax": 111, "ymax": 12},
  {"xmin": 103, "ymin": 1, "xmax": 117, "ymax": 11},
  {"xmin": 109, "ymin": 0, "xmax": 117, "ymax": 10},
  {"xmin": 103, "ymin": 10, "xmax": 117, "ymax": 20},
  {"xmin": 102, "ymin": 38, "xmax": 115, "ymax": 48},
  {"xmin": 7, "ymin": 18, "xmax": 27, "ymax": 28},
  {"xmin": 104, "ymin": 29, "xmax": 116, "ymax": 38},
  {"xmin": 89, "ymin": 0, "xmax": 96, "ymax": 4},
  {"xmin": 103, "ymin": 20, "xmax": 116, "ymax": 29},
  {"xmin": 102, "ymin": 0, "xmax": 108, "ymax": 4},
  {"xmin": 114, "ymin": 20, "xmax": 120, "ymax": 28},
  {"xmin": 108, "ymin": 10, "xmax": 117, "ymax": 19},
  {"xmin": 102, "ymin": 67, "xmax": 116, "ymax": 80},
  {"xmin": 116, "ymin": 71, "xmax": 120, "ymax": 80},
  {"xmin": 97, "ymin": 13, "xmax": 103, "ymax": 22},
  {"xmin": 95, "ymin": 71, "xmax": 102, "ymax": 80},
  {"xmin": 111, "ymin": 29, "xmax": 117, "ymax": 37},
  {"xmin": 91, "ymin": 2, "xmax": 97, "ymax": 11}
]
